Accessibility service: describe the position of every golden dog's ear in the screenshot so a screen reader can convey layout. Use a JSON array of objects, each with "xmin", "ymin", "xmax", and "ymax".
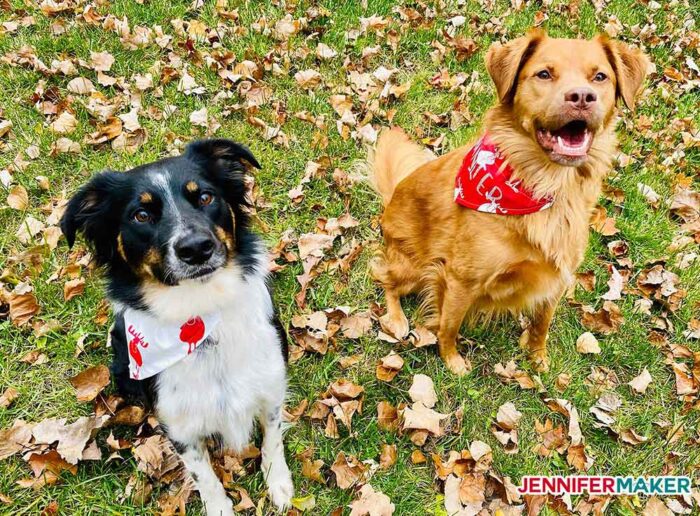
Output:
[
  {"xmin": 485, "ymin": 29, "xmax": 545, "ymax": 104},
  {"xmin": 598, "ymin": 36, "xmax": 649, "ymax": 109}
]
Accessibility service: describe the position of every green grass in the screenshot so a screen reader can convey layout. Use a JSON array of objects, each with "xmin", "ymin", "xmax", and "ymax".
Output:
[{"xmin": 1, "ymin": 0, "xmax": 699, "ymax": 514}]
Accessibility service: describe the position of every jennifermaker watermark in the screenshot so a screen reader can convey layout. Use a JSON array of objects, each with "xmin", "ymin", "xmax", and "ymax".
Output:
[{"xmin": 518, "ymin": 476, "xmax": 691, "ymax": 496}]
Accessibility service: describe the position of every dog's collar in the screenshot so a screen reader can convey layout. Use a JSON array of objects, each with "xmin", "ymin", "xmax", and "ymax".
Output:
[
  {"xmin": 454, "ymin": 133, "xmax": 554, "ymax": 215},
  {"xmin": 123, "ymin": 308, "xmax": 221, "ymax": 380}
]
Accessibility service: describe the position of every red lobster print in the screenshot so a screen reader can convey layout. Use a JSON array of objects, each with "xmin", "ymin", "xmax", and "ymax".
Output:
[
  {"xmin": 179, "ymin": 316, "xmax": 205, "ymax": 354},
  {"xmin": 127, "ymin": 325, "xmax": 149, "ymax": 379}
]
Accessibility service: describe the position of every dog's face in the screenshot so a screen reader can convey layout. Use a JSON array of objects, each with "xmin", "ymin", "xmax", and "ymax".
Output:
[
  {"xmin": 61, "ymin": 139, "xmax": 260, "ymax": 287},
  {"xmin": 486, "ymin": 31, "xmax": 648, "ymax": 166},
  {"xmin": 115, "ymin": 162, "xmax": 235, "ymax": 284}
]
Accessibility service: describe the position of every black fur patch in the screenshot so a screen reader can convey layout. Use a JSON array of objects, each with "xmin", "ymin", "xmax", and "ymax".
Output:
[
  {"xmin": 171, "ymin": 439, "xmax": 188, "ymax": 455},
  {"xmin": 266, "ymin": 281, "xmax": 289, "ymax": 364}
]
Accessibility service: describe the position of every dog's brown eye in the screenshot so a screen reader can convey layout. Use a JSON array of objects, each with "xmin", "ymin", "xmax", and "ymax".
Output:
[
  {"xmin": 133, "ymin": 209, "xmax": 151, "ymax": 223},
  {"xmin": 199, "ymin": 192, "xmax": 214, "ymax": 206},
  {"xmin": 593, "ymin": 72, "xmax": 608, "ymax": 82},
  {"xmin": 536, "ymin": 70, "xmax": 552, "ymax": 80}
]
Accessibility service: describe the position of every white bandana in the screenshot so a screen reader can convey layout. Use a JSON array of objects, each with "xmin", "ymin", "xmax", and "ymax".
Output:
[{"xmin": 123, "ymin": 309, "xmax": 222, "ymax": 380}]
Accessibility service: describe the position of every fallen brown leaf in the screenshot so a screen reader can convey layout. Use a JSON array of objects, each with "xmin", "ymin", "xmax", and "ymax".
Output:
[
  {"xmin": 589, "ymin": 392, "xmax": 622, "ymax": 430},
  {"xmin": 407, "ymin": 374, "xmax": 437, "ymax": 408},
  {"xmin": 377, "ymin": 401, "xmax": 398, "ymax": 432},
  {"xmin": 402, "ymin": 402, "xmax": 448, "ymax": 436},
  {"xmin": 9, "ymin": 291, "xmax": 40, "ymax": 326},
  {"xmin": 330, "ymin": 451, "xmax": 366, "ymax": 489},
  {"xmin": 349, "ymin": 484, "xmax": 395, "ymax": 516},
  {"xmin": 22, "ymin": 450, "xmax": 77, "ymax": 488},
  {"xmin": 327, "ymin": 379, "xmax": 363, "ymax": 401},
  {"xmin": 493, "ymin": 361, "xmax": 536, "ymax": 389},
  {"xmin": 0, "ymin": 419, "xmax": 34, "ymax": 460},
  {"xmin": 376, "ymin": 352, "xmax": 403, "ymax": 382},
  {"xmin": 7, "ymin": 185, "xmax": 29, "ymax": 210},
  {"xmin": 0, "ymin": 387, "xmax": 19, "ymax": 409},
  {"xmin": 379, "ymin": 443, "xmax": 397, "ymax": 470},
  {"xmin": 544, "ymin": 398, "xmax": 583, "ymax": 445},
  {"xmin": 63, "ymin": 277, "xmax": 86, "ymax": 301},
  {"xmin": 409, "ymin": 326, "xmax": 437, "ymax": 348},
  {"xmin": 576, "ymin": 332, "xmax": 601, "ymax": 354},
  {"xmin": 491, "ymin": 402, "xmax": 522, "ymax": 454},
  {"xmin": 32, "ymin": 415, "xmax": 108, "ymax": 464},
  {"xmin": 671, "ymin": 362, "xmax": 697, "ymax": 396},
  {"xmin": 580, "ymin": 301, "xmax": 624, "ymax": 335},
  {"xmin": 20, "ymin": 350, "xmax": 48, "ymax": 366},
  {"xmin": 69, "ymin": 364, "xmax": 110, "ymax": 402},
  {"xmin": 410, "ymin": 449, "xmax": 426, "ymax": 464},
  {"xmin": 300, "ymin": 455, "xmax": 325, "ymax": 484},
  {"xmin": 628, "ymin": 367, "xmax": 653, "ymax": 394}
]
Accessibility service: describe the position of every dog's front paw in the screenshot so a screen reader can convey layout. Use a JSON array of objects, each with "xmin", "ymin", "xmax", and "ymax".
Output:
[
  {"xmin": 529, "ymin": 353, "xmax": 550, "ymax": 372},
  {"xmin": 441, "ymin": 351, "xmax": 471, "ymax": 376},
  {"xmin": 519, "ymin": 329, "xmax": 550, "ymax": 372},
  {"xmin": 379, "ymin": 312, "xmax": 409, "ymax": 339},
  {"xmin": 203, "ymin": 495, "xmax": 234, "ymax": 516},
  {"xmin": 266, "ymin": 462, "xmax": 294, "ymax": 511}
]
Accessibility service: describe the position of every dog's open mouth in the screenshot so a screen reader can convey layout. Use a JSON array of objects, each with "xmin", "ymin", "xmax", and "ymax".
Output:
[{"xmin": 536, "ymin": 120, "xmax": 592, "ymax": 161}]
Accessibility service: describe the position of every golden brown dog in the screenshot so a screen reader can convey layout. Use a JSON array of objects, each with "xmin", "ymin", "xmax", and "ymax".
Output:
[{"xmin": 369, "ymin": 30, "xmax": 648, "ymax": 374}]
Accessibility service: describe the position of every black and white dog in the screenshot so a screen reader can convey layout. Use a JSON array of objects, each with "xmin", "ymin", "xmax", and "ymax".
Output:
[{"xmin": 61, "ymin": 139, "xmax": 293, "ymax": 515}]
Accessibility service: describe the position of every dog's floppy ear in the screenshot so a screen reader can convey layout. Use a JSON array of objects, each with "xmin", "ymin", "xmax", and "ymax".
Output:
[
  {"xmin": 185, "ymin": 139, "xmax": 261, "ymax": 172},
  {"xmin": 485, "ymin": 29, "xmax": 546, "ymax": 104},
  {"xmin": 185, "ymin": 139, "xmax": 260, "ymax": 217},
  {"xmin": 598, "ymin": 36, "xmax": 649, "ymax": 110},
  {"xmin": 61, "ymin": 171, "xmax": 125, "ymax": 251}
]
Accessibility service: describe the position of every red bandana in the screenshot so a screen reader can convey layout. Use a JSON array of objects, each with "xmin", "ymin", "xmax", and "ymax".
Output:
[{"xmin": 454, "ymin": 134, "xmax": 553, "ymax": 215}]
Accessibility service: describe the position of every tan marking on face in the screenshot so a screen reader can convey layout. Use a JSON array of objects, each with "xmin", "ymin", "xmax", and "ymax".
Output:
[
  {"xmin": 228, "ymin": 205, "xmax": 238, "ymax": 249},
  {"xmin": 215, "ymin": 225, "xmax": 234, "ymax": 251},
  {"xmin": 136, "ymin": 249, "xmax": 161, "ymax": 279},
  {"xmin": 117, "ymin": 233, "xmax": 127, "ymax": 262},
  {"xmin": 214, "ymin": 225, "xmax": 227, "ymax": 243},
  {"xmin": 186, "ymin": 181, "xmax": 198, "ymax": 193},
  {"xmin": 139, "ymin": 192, "xmax": 153, "ymax": 203},
  {"xmin": 228, "ymin": 205, "xmax": 236, "ymax": 232},
  {"xmin": 144, "ymin": 247, "xmax": 161, "ymax": 265}
]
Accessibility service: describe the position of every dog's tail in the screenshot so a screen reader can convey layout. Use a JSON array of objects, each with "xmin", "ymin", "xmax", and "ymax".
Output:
[{"xmin": 367, "ymin": 127, "xmax": 434, "ymax": 205}]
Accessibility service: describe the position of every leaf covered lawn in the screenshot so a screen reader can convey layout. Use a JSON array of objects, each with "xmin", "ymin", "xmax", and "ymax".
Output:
[{"xmin": 1, "ymin": 0, "xmax": 699, "ymax": 515}]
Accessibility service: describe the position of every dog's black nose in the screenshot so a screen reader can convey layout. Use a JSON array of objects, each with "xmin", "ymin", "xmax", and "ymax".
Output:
[
  {"xmin": 565, "ymin": 87, "xmax": 597, "ymax": 109},
  {"xmin": 175, "ymin": 234, "xmax": 215, "ymax": 265}
]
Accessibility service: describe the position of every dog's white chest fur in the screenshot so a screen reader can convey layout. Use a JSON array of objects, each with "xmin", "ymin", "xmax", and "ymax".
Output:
[{"xmin": 148, "ymin": 267, "xmax": 287, "ymax": 451}]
